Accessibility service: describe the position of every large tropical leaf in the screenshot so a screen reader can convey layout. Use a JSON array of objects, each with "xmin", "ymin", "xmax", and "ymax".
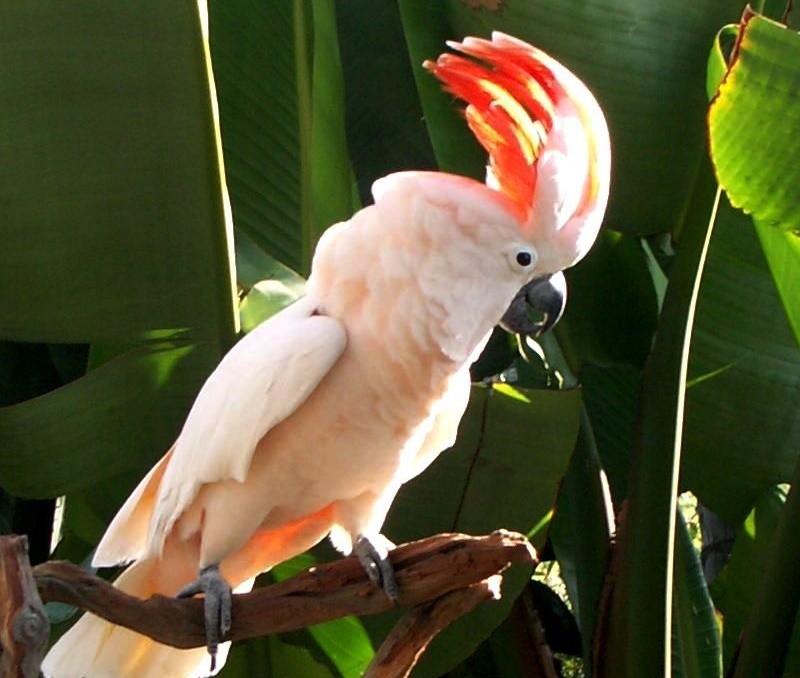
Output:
[
  {"xmin": 558, "ymin": 230, "xmax": 659, "ymax": 370},
  {"xmin": 578, "ymin": 363, "xmax": 641, "ymax": 510},
  {"xmin": 708, "ymin": 9, "xmax": 800, "ymax": 356},
  {"xmin": 710, "ymin": 485, "xmax": 788, "ymax": 668},
  {"xmin": 672, "ymin": 512, "xmax": 722, "ymax": 678},
  {"xmin": 728, "ymin": 462, "xmax": 800, "ymax": 678},
  {"xmin": 0, "ymin": 340, "xmax": 199, "ymax": 497},
  {"xmin": 550, "ymin": 408, "xmax": 613, "ymax": 671},
  {"xmin": 225, "ymin": 633, "xmax": 336, "ymax": 678},
  {"xmin": 755, "ymin": 223, "xmax": 800, "ymax": 349},
  {"xmin": 598, "ymin": 156, "xmax": 720, "ymax": 674},
  {"xmin": 335, "ymin": 0, "xmax": 438, "ymax": 203},
  {"xmin": 271, "ymin": 553, "xmax": 375, "ymax": 678},
  {"xmin": 683, "ymin": 197, "xmax": 800, "ymax": 522},
  {"xmin": 0, "ymin": 2, "xmax": 235, "ymax": 345},
  {"xmin": 209, "ymin": 0, "xmax": 357, "ymax": 278},
  {"xmin": 0, "ymin": 2, "xmax": 236, "ymax": 500},
  {"xmin": 709, "ymin": 10, "xmax": 800, "ymax": 232}
]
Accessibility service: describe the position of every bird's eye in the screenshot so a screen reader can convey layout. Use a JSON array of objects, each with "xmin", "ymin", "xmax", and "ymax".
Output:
[
  {"xmin": 512, "ymin": 246, "xmax": 536, "ymax": 269},
  {"xmin": 516, "ymin": 250, "xmax": 533, "ymax": 267}
]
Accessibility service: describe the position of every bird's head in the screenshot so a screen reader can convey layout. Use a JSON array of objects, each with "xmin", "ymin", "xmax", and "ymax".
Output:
[{"xmin": 424, "ymin": 32, "xmax": 611, "ymax": 336}]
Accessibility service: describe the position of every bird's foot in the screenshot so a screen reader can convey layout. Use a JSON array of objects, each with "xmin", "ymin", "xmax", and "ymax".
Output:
[
  {"xmin": 176, "ymin": 563, "xmax": 232, "ymax": 672},
  {"xmin": 354, "ymin": 534, "xmax": 398, "ymax": 604}
]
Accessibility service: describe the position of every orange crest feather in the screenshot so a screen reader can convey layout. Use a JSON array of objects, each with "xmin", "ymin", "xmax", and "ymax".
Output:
[{"xmin": 424, "ymin": 36, "xmax": 563, "ymax": 219}]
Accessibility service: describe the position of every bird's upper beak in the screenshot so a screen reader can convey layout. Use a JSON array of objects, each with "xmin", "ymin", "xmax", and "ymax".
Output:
[{"xmin": 499, "ymin": 271, "xmax": 567, "ymax": 337}]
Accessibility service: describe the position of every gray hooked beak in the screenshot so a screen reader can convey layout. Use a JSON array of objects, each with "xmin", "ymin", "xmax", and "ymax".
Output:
[{"xmin": 499, "ymin": 271, "xmax": 567, "ymax": 337}]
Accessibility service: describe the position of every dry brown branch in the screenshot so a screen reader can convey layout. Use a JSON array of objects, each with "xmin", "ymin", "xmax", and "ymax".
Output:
[
  {"xmin": 514, "ymin": 584, "xmax": 560, "ymax": 678},
  {"xmin": 0, "ymin": 535, "xmax": 50, "ymax": 678},
  {"xmin": 32, "ymin": 531, "xmax": 535, "ymax": 652},
  {"xmin": 364, "ymin": 575, "xmax": 503, "ymax": 678}
]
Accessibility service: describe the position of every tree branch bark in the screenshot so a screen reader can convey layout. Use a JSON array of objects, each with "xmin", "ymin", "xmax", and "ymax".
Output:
[
  {"xmin": 32, "ymin": 530, "xmax": 535, "ymax": 653},
  {"xmin": 0, "ymin": 535, "xmax": 50, "ymax": 678},
  {"xmin": 364, "ymin": 575, "xmax": 503, "ymax": 678}
]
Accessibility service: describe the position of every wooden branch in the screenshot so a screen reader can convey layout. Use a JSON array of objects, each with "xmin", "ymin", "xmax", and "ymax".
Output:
[
  {"xmin": 33, "ymin": 530, "xmax": 536, "ymax": 651},
  {"xmin": 364, "ymin": 575, "xmax": 503, "ymax": 678},
  {"xmin": 0, "ymin": 535, "xmax": 50, "ymax": 678},
  {"xmin": 514, "ymin": 584, "xmax": 560, "ymax": 678}
]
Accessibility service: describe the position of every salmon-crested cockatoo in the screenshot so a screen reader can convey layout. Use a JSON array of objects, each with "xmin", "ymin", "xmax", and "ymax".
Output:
[{"xmin": 43, "ymin": 32, "xmax": 610, "ymax": 678}]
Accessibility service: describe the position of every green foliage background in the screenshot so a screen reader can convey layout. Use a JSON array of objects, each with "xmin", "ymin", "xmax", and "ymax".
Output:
[{"xmin": 0, "ymin": 1, "xmax": 798, "ymax": 676}]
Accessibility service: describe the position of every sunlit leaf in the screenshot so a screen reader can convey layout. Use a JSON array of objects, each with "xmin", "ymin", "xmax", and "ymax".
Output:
[
  {"xmin": 728, "ymin": 462, "xmax": 800, "ymax": 678},
  {"xmin": 709, "ymin": 11, "xmax": 800, "ymax": 231},
  {"xmin": 754, "ymin": 221, "xmax": 800, "ymax": 350},
  {"xmin": 225, "ymin": 634, "xmax": 335, "ymax": 678},
  {"xmin": 0, "ymin": 0, "xmax": 237, "ymax": 510},
  {"xmin": 239, "ymin": 281, "xmax": 302, "ymax": 333}
]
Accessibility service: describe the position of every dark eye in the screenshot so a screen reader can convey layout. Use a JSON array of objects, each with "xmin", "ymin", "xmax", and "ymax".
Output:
[
  {"xmin": 516, "ymin": 250, "xmax": 533, "ymax": 267},
  {"xmin": 507, "ymin": 245, "xmax": 537, "ymax": 272}
]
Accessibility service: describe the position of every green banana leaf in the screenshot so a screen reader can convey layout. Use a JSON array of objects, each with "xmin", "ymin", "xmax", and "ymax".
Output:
[
  {"xmin": 0, "ymin": 1, "xmax": 236, "ymax": 498},
  {"xmin": 728, "ymin": 463, "xmax": 800, "ymax": 678},
  {"xmin": 558, "ymin": 231, "xmax": 659, "ymax": 370},
  {"xmin": 271, "ymin": 552, "xmax": 375, "ymax": 678},
  {"xmin": 683, "ymin": 197, "xmax": 800, "ymax": 522},
  {"xmin": 682, "ymin": 6, "xmax": 799, "ymax": 524},
  {"xmin": 578, "ymin": 363, "xmax": 641, "ymax": 511},
  {"xmin": 6, "ymin": 1, "xmax": 800, "ymax": 676},
  {"xmin": 335, "ymin": 0, "xmax": 438, "ymax": 202},
  {"xmin": 709, "ymin": 11, "xmax": 800, "ymax": 232},
  {"xmin": 755, "ymin": 223, "xmax": 800, "ymax": 349},
  {"xmin": 209, "ymin": 0, "xmax": 357, "ymax": 278},
  {"xmin": 225, "ymin": 633, "xmax": 336, "ymax": 678},
  {"xmin": 597, "ymin": 149, "xmax": 720, "ymax": 675},
  {"xmin": 550, "ymin": 407, "xmax": 613, "ymax": 672},
  {"xmin": 672, "ymin": 512, "xmax": 722, "ymax": 678},
  {"xmin": 708, "ymin": 10, "xmax": 800, "ymax": 355},
  {"xmin": 710, "ymin": 485, "xmax": 788, "ymax": 669}
]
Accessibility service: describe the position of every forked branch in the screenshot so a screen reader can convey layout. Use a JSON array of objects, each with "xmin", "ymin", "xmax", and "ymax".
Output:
[{"xmin": 18, "ymin": 531, "xmax": 535, "ymax": 677}]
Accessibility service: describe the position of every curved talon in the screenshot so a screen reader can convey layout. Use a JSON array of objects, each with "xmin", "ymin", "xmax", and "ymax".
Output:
[
  {"xmin": 176, "ymin": 564, "xmax": 232, "ymax": 671},
  {"xmin": 354, "ymin": 534, "xmax": 399, "ymax": 604}
]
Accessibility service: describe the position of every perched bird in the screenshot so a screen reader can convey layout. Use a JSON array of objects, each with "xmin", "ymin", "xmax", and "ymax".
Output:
[{"xmin": 43, "ymin": 32, "xmax": 610, "ymax": 678}]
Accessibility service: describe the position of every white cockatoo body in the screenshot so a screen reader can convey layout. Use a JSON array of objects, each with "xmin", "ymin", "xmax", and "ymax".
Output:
[{"xmin": 43, "ymin": 33, "xmax": 610, "ymax": 678}]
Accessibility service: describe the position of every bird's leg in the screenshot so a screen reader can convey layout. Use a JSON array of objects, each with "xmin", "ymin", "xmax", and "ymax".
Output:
[
  {"xmin": 354, "ymin": 533, "xmax": 399, "ymax": 604},
  {"xmin": 176, "ymin": 563, "xmax": 232, "ymax": 672}
]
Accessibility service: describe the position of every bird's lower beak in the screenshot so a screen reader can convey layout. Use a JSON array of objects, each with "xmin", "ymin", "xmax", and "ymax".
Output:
[{"xmin": 499, "ymin": 272, "xmax": 567, "ymax": 337}]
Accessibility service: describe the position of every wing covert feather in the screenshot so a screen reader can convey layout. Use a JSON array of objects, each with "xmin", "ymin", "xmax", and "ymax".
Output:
[{"xmin": 149, "ymin": 297, "xmax": 347, "ymax": 551}]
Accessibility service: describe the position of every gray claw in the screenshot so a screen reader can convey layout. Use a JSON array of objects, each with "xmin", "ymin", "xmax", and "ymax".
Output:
[
  {"xmin": 176, "ymin": 564, "xmax": 232, "ymax": 671},
  {"xmin": 354, "ymin": 534, "xmax": 399, "ymax": 604}
]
